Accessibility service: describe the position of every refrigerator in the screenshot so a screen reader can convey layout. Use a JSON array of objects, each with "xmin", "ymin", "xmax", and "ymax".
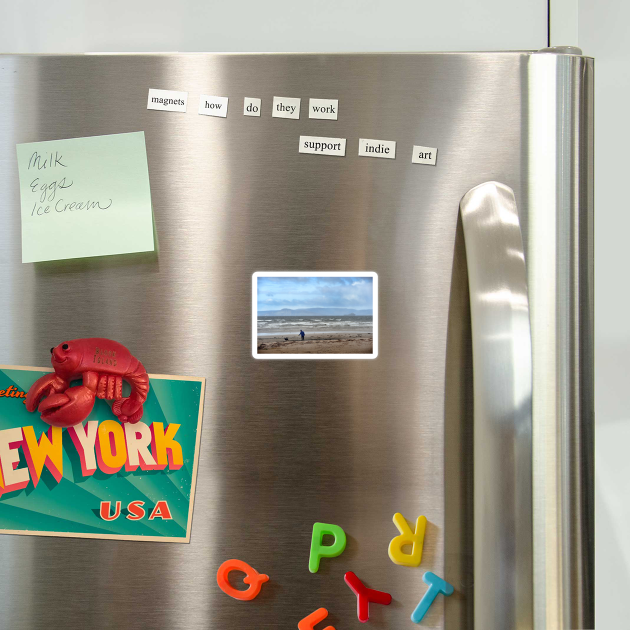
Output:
[{"xmin": 0, "ymin": 50, "xmax": 593, "ymax": 629}]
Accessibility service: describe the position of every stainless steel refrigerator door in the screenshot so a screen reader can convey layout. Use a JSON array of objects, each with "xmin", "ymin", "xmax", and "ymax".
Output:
[{"xmin": 0, "ymin": 52, "xmax": 593, "ymax": 629}]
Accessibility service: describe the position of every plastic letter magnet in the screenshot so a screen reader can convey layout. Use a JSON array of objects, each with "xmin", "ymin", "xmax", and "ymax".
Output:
[
  {"xmin": 388, "ymin": 512, "xmax": 427, "ymax": 567},
  {"xmin": 298, "ymin": 607, "xmax": 335, "ymax": 630},
  {"xmin": 216, "ymin": 559, "xmax": 269, "ymax": 601},
  {"xmin": 344, "ymin": 571, "xmax": 392, "ymax": 622},
  {"xmin": 410, "ymin": 571, "xmax": 454, "ymax": 623},
  {"xmin": 309, "ymin": 522, "xmax": 347, "ymax": 573}
]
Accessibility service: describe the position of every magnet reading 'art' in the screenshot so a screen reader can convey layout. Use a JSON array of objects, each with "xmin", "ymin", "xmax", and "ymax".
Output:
[
  {"xmin": 26, "ymin": 338, "xmax": 149, "ymax": 427},
  {"xmin": 216, "ymin": 559, "xmax": 269, "ymax": 601},
  {"xmin": 309, "ymin": 522, "xmax": 347, "ymax": 573},
  {"xmin": 298, "ymin": 608, "xmax": 335, "ymax": 630},
  {"xmin": 388, "ymin": 512, "xmax": 427, "ymax": 567}
]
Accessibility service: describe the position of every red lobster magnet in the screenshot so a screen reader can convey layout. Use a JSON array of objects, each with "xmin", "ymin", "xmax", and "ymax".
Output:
[{"xmin": 26, "ymin": 338, "xmax": 149, "ymax": 428}]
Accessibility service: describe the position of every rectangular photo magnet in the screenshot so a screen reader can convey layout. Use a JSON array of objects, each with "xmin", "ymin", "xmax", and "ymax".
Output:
[{"xmin": 252, "ymin": 272, "xmax": 378, "ymax": 360}]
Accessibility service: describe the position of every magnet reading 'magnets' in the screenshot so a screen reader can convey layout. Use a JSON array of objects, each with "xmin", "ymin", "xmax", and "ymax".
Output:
[{"xmin": 25, "ymin": 338, "xmax": 149, "ymax": 428}]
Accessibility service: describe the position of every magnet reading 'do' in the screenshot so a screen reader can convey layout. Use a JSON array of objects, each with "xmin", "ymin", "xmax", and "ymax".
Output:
[{"xmin": 26, "ymin": 338, "xmax": 149, "ymax": 427}]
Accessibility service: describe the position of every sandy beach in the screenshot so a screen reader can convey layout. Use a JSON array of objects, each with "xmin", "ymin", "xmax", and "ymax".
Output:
[{"xmin": 257, "ymin": 332, "xmax": 373, "ymax": 354}]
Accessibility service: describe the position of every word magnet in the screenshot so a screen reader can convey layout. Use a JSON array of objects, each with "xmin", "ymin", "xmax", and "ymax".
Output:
[
  {"xmin": 308, "ymin": 98, "xmax": 338, "ymax": 120},
  {"xmin": 147, "ymin": 88, "xmax": 187, "ymax": 112},
  {"xmin": 411, "ymin": 572, "xmax": 454, "ymax": 624},
  {"xmin": 309, "ymin": 522, "xmax": 346, "ymax": 573},
  {"xmin": 272, "ymin": 96, "xmax": 300, "ymax": 119},
  {"xmin": 299, "ymin": 136, "xmax": 346, "ymax": 157},
  {"xmin": 216, "ymin": 559, "xmax": 269, "ymax": 601},
  {"xmin": 198, "ymin": 95, "xmax": 228, "ymax": 118},
  {"xmin": 244, "ymin": 97, "xmax": 261, "ymax": 117},
  {"xmin": 358, "ymin": 138, "xmax": 396, "ymax": 159},
  {"xmin": 344, "ymin": 571, "xmax": 392, "ymax": 622},
  {"xmin": 388, "ymin": 512, "xmax": 427, "ymax": 566},
  {"xmin": 411, "ymin": 145, "xmax": 438, "ymax": 165}
]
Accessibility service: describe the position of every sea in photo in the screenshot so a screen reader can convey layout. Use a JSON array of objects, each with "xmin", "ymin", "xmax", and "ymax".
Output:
[{"xmin": 256, "ymin": 276, "xmax": 375, "ymax": 355}]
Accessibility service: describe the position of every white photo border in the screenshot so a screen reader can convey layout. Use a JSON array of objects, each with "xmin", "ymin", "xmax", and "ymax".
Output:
[{"xmin": 252, "ymin": 271, "xmax": 378, "ymax": 360}]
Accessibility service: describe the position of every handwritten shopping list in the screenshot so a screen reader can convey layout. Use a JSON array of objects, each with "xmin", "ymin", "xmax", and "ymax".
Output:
[{"xmin": 16, "ymin": 132, "xmax": 154, "ymax": 263}]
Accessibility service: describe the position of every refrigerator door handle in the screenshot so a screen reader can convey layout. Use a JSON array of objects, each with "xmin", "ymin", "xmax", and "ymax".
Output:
[{"xmin": 460, "ymin": 181, "xmax": 533, "ymax": 629}]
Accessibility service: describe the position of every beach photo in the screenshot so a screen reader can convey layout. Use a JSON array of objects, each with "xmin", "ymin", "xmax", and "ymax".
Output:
[{"xmin": 252, "ymin": 272, "xmax": 378, "ymax": 359}]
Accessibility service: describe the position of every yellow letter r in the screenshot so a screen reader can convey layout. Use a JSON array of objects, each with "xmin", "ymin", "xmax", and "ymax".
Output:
[{"xmin": 388, "ymin": 512, "xmax": 427, "ymax": 567}]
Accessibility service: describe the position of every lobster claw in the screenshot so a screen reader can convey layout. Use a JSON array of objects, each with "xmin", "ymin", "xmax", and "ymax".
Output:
[
  {"xmin": 25, "ymin": 373, "xmax": 67, "ymax": 413},
  {"xmin": 112, "ymin": 398, "xmax": 144, "ymax": 424},
  {"xmin": 37, "ymin": 386, "xmax": 96, "ymax": 428}
]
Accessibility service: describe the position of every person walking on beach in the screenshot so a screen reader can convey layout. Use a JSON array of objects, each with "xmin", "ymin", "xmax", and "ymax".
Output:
[{"xmin": 299, "ymin": 330, "xmax": 305, "ymax": 341}]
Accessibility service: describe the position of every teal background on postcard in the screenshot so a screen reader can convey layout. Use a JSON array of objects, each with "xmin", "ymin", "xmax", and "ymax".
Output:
[{"xmin": 0, "ymin": 368, "xmax": 202, "ymax": 539}]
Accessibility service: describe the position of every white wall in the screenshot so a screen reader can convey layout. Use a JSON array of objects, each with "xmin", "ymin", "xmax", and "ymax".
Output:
[
  {"xmin": 576, "ymin": 2, "xmax": 629, "ymax": 627},
  {"xmin": 0, "ymin": 0, "xmax": 547, "ymax": 53}
]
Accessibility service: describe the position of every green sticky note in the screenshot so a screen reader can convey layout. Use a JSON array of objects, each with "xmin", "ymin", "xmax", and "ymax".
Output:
[{"xmin": 16, "ymin": 131, "xmax": 155, "ymax": 263}]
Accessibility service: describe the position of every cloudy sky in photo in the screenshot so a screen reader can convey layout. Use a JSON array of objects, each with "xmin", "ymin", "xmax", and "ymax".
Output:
[{"xmin": 257, "ymin": 276, "xmax": 373, "ymax": 310}]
